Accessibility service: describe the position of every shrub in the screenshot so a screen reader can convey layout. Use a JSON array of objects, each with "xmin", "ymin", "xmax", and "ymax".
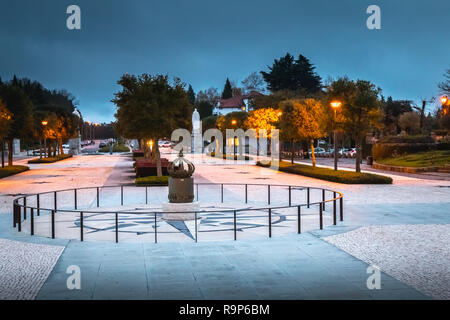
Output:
[
  {"xmin": 0, "ymin": 165, "xmax": 30, "ymax": 178},
  {"xmin": 377, "ymin": 135, "xmax": 434, "ymax": 144},
  {"xmin": 257, "ymin": 161, "xmax": 392, "ymax": 184},
  {"xmin": 28, "ymin": 154, "xmax": 72, "ymax": 163},
  {"xmin": 99, "ymin": 143, "xmax": 130, "ymax": 153},
  {"xmin": 135, "ymin": 175, "xmax": 169, "ymax": 186},
  {"xmin": 372, "ymin": 143, "xmax": 435, "ymax": 160}
]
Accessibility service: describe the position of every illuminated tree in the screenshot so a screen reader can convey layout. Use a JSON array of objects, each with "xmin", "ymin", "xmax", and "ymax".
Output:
[
  {"xmin": 113, "ymin": 73, "xmax": 192, "ymax": 176},
  {"xmin": 279, "ymin": 99, "xmax": 325, "ymax": 166},
  {"xmin": 327, "ymin": 77, "xmax": 383, "ymax": 172}
]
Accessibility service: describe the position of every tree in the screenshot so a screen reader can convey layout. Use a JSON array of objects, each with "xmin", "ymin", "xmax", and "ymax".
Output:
[
  {"xmin": 398, "ymin": 112, "xmax": 420, "ymax": 135},
  {"xmin": 196, "ymin": 87, "xmax": 219, "ymax": 107},
  {"xmin": 197, "ymin": 100, "xmax": 213, "ymax": 119},
  {"xmin": 241, "ymin": 72, "xmax": 265, "ymax": 94},
  {"xmin": 327, "ymin": 77, "xmax": 383, "ymax": 172},
  {"xmin": 0, "ymin": 99, "xmax": 12, "ymax": 167},
  {"xmin": 438, "ymin": 68, "xmax": 450, "ymax": 95},
  {"xmin": 245, "ymin": 108, "xmax": 282, "ymax": 157},
  {"xmin": 113, "ymin": 73, "xmax": 192, "ymax": 176},
  {"xmin": 221, "ymin": 78, "xmax": 233, "ymax": 99},
  {"xmin": 0, "ymin": 83, "xmax": 34, "ymax": 166},
  {"xmin": 187, "ymin": 85, "xmax": 196, "ymax": 106},
  {"xmin": 382, "ymin": 97, "xmax": 413, "ymax": 134},
  {"xmin": 279, "ymin": 99, "xmax": 325, "ymax": 166},
  {"xmin": 261, "ymin": 53, "xmax": 322, "ymax": 94}
]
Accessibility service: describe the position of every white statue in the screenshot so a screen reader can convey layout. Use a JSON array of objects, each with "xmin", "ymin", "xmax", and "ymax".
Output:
[{"xmin": 191, "ymin": 108, "xmax": 202, "ymax": 153}]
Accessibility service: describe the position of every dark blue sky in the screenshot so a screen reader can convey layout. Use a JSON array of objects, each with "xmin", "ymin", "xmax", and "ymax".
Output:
[{"xmin": 0, "ymin": 0, "xmax": 448, "ymax": 123}]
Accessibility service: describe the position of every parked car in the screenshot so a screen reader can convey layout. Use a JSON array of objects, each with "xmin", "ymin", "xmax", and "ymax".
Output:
[
  {"xmin": 158, "ymin": 140, "xmax": 172, "ymax": 148},
  {"xmin": 99, "ymin": 142, "xmax": 107, "ymax": 148},
  {"xmin": 347, "ymin": 148, "xmax": 357, "ymax": 158},
  {"xmin": 309, "ymin": 147, "xmax": 326, "ymax": 156}
]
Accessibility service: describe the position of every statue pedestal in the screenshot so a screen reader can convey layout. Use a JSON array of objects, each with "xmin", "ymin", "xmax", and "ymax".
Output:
[{"xmin": 161, "ymin": 202, "xmax": 200, "ymax": 221}]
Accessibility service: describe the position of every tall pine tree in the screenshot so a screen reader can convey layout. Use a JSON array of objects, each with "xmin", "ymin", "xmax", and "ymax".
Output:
[
  {"xmin": 187, "ymin": 84, "xmax": 196, "ymax": 106},
  {"xmin": 261, "ymin": 53, "xmax": 322, "ymax": 94},
  {"xmin": 221, "ymin": 78, "xmax": 233, "ymax": 99}
]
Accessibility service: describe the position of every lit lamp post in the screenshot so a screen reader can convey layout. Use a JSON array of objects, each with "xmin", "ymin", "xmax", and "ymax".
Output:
[
  {"xmin": 330, "ymin": 101, "xmax": 342, "ymax": 170},
  {"xmin": 441, "ymin": 95, "xmax": 449, "ymax": 114},
  {"xmin": 41, "ymin": 120, "xmax": 48, "ymax": 158},
  {"xmin": 231, "ymin": 119, "xmax": 237, "ymax": 156}
]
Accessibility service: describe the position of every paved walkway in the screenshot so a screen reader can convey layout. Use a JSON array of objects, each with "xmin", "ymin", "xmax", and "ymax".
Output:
[{"xmin": 0, "ymin": 153, "xmax": 449, "ymax": 299}]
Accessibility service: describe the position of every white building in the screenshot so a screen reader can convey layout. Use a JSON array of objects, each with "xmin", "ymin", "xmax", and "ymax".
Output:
[{"xmin": 214, "ymin": 91, "xmax": 262, "ymax": 115}]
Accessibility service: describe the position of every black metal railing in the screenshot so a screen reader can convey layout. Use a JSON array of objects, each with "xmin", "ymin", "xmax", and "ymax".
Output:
[{"xmin": 12, "ymin": 183, "xmax": 344, "ymax": 243}]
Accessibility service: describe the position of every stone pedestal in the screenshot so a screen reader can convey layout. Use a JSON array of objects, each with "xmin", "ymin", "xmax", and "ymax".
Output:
[
  {"xmin": 161, "ymin": 202, "xmax": 200, "ymax": 221},
  {"xmin": 168, "ymin": 177, "xmax": 194, "ymax": 203}
]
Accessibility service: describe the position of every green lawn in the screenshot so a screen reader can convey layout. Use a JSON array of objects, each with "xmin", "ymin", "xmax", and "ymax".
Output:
[
  {"xmin": 257, "ymin": 161, "xmax": 392, "ymax": 184},
  {"xmin": 0, "ymin": 165, "xmax": 30, "ymax": 178},
  {"xmin": 377, "ymin": 150, "xmax": 450, "ymax": 168},
  {"xmin": 28, "ymin": 154, "xmax": 73, "ymax": 163}
]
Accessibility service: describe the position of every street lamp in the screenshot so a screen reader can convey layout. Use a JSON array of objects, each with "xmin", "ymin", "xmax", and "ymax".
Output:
[
  {"xmin": 41, "ymin": 120, "xmax": 48, "ymax": 158},
  {"xmin": 441, "ymin": 96, "xmax": 449, "ymax": 115},
  {"xmin": 330, "ymin": 101, "xmax": 342, "ymax": 170},
  {"xmin": 231, "ymin": 119, "xmax": 237, "ymax": 156}
]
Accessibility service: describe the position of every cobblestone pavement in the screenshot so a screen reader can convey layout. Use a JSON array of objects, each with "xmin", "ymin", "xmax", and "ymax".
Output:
[
  {"xmin": 324, "ymin": 224, "xmax": 450, "ymax": 300},
  {"xmin": 0, "ymin": 238, "xmax": 64, "ymax": 299}
]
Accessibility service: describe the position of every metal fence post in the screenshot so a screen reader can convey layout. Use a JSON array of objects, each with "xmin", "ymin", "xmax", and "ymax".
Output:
[
  {"xmin": 145, "ymin": 186, "xmax": 148, "ymax": 204},
  {"xmin": 195, "ymin": 212, "xmax": 198, "ymax": 243},
  {"xmin": 319, "ymin": 204, "xmax": 323, "ymax": 230},
  {"xmin": 288, "ymin": 186, "xmax": 291, "ymax": 206},
  {"xmin": 30, "ymin": 208, "xmax": 34, "ymax": 235},
  {"xmin": 297, "ymin": 206, "xmax": 301, "ymax": 234},
  {"xmin": 37, "ymin": 194, "xmax": 40, "ymax": 216},
  {"xmin": 196, "ymin": 184, "xmax": 199, "ymax": 201},
  {"xmin": 268, "ymin": 208, "xmax": 272, "ymax": 237},
  {"xmin": 221, "ymin": 184, "xmax": 224, "ymax": 203},
  {"xmin": 54, "ymin": 191, "xmax": 57, "ymax": 211},
  {"xmin": 245, "ymin": 184, "xmax": 248, "ymax": 204},
  {"xmin": 74, "ymin": 189, "xmax": 77, "ymax": 210},
  {"xmin": 23, "ymin": 197, "xmax": 27, "ymax": 220},
  {"xmin": 340, "ymin": 196, "xmax": 343, "ymax": 221},
  {"xmin": 154, "ymin": 213, "xmax": 157, "ymax": 243},
  {"xmin": 234, "ymin": 210, "xmax": 237, "ymax": 240},
  {"xmin": 13, "ymin": 203, "xmax": 16, "ymax": 228},
  {"xmin": 115, "ymin": 212, "xmax": 118, "ymax": 243},
  {"xmin": 51, "ymin": 210, "xmax": 55, "ymax": 239},
  {"xmin": 307, "ymin": 187, "xmax": 310, "ymax": 208},
  {"xmin": 97, "ymin": 187, "xmax": 100, "ymax": 207},
  {"xmin": 322, "ymin": 189, "xmax": 325, "ymax": 211},
  {"xmin": 121, "ymin": 185, "xmax": 124, "ymax": 206},
  {"xmin": 18, "ymin": 206, "xmax": 21, "ymax": 232},
  {"xmin": 80, "ymin": 212, "xmax": 84, "ymax": 241},
  {"xmin": 333, "ymin": 192, "xmax": 337, "ymax": 225}
]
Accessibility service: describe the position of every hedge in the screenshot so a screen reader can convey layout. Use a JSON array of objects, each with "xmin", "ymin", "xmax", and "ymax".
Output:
[
  {"xmin": 135, "ymin": 175, "xmax": 169, "ymax": 186},
  {"xmin": 257, "ymin": 161, "xmax": 392, "ymax": 184},
  {"xmin": 377, "ymin": 135, "xmax": 434, "ymax": 144},
  {"xmin": 372, "ymin": 143, "xmax": 435, "ymax": 160},
  {"xmin": 99, "ymin": 144, "xmax": 130, "ymax": 153},
  {"xmin": 28, "ymin": 154, "xmax": 73, "ymax": 163},
  {"xmin": 0, "ymin": 165, "xmax": 30, "ymax": 178}
]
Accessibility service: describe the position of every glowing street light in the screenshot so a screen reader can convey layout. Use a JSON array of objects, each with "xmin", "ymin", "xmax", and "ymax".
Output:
[
  {"xmin": 330, "ymin": 100, "xmax": 342, "ymax": 171},
  {"xmin": 231, "ymin": 119, "xmax": 237, "ymax": 125},
  {"xmin": 41, "ymin": 120, "xmax": 48, "ymax": 158}
]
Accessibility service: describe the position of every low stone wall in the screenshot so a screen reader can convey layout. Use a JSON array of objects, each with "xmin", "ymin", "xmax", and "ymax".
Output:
[{"xmin": 372, "ymin": 162, "xmax": 450, "ymax": 173}]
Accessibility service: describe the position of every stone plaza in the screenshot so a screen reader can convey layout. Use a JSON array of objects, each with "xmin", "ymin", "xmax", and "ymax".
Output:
[{"xmin": 0, "ymin": 152, "xmax": 449, "ymax": 300}]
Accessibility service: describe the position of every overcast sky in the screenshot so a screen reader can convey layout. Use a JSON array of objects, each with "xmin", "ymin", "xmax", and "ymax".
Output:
[{"xmin": 0, "ymin": 0, "xmax": 448, "ymax": 123}]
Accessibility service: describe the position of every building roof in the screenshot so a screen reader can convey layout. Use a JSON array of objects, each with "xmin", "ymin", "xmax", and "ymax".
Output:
[{"xmin": 218, "ymin": 91, "xmax": 263, "ymax": 109}]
